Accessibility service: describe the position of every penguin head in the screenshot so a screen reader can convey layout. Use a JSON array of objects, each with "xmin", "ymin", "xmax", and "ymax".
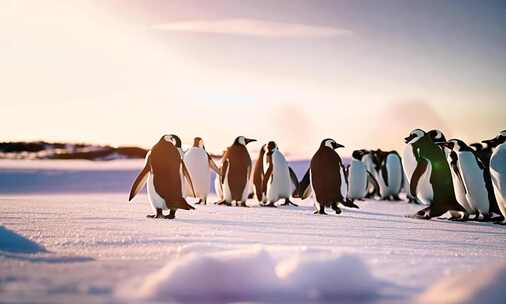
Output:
[
  {"xmin": 266, "ymin": 141, "xmax": 278, "ymax": 154},
  {"xmin": 352, "ymin": 150, "xmax": 364, "ymax": 160},
  {"xmin": 234, "ymin": 136, "xmax": 257, "ymax": 146},
  {"xmin": 404, "ymin": 129, "xmax": 426, "ymax": 144},
  {"xmin": 193, "ymin": 137, "xmax": 205, "ymax": 148},
  {"xmin": 469, "ymin": 143, "xmax": 484, "ymax": 152},
  {"xmin": 321, "ymin": 138, "xmax": 344, "ymax": 150},
  {"xmin": 427, "ymin": 129, "xmax": 447, "ymax": 144},
  {"xmin": 483, "ymin": 130, "xmax": 506, "ymax": 147},
  {"xmin": 162, "ymin": 134, "xmax": 182, "ymax": 148},
  {"xmin": 443, "ymin": 139, "xmax": 468, "ymax": 151}
]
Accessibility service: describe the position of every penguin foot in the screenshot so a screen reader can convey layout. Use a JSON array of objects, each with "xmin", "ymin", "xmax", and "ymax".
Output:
[
  {"xmin": 262, "ymin": 202, "xmax": 277, "ymax": 208},
  {"xmin": 314, "ymin": 210, "xmax": 327, "ymax": 215},
  {"xmin": 162, "ymin": 210, "xmax": 176, "ymax": 219},
  {"xmin": 494, "ymin": 220, "xmax": 506, "ymax": 225},
  {"xmin": 391, "ymin": 195, "xmax": 401, "ymax": 201},
  {"xmin": 147, "ymin": 209, "xmax": 164, "ymax": 219},
  {"xmin": 238, "ymin": 201, "xmax": 249, "ymax": 208},
  {"xmin": 342, "ymin": 199, "xmax": 359, "ymax": 209},
  {"xmin": 216, "ymin": 200, "xmax": 231, "ymax": 206},
  {"xmin": 280, "ymin": 199, "xmax": 298, "ymax": 207}
]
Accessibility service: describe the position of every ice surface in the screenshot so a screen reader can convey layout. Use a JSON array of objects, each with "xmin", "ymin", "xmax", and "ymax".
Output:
[
  {"xmin": 415, "ymin": 261, "xmax": 506, "ymax": 304},
  {"xmin": 0, "ymin": 159, "xmax": 505, "ymax": 303}
]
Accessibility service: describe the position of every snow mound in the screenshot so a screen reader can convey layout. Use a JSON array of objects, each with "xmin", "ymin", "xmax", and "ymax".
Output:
[
  {"xmin": 120, "ymin": 246, "xmax": 385, "ymax": 302},
  {"xmin": 415, "ymin": 262, "xmax": 506, "ymax": 304},
  {"xmin": 0, "ymin": 225, "xmax": 46, "ymax": 253}
]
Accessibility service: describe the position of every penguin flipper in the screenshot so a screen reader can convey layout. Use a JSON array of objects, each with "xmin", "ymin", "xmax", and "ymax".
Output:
[
  {"xmin": 253, "ymin": 147, "xmax": 265, "ymax": 202},
  {"xmin": 262, "ymin": 153, "xmax": 274, "ymax": 194},
  {"xmin": 299, "ymin": 168, "xmax": 312, "ymax": 200},
  {"xmin": 410, "ymin": 158, "xmax": 428, "ymax": 197},
  {"xmin": 366, "ymin": 171, "xmax": 380, "ymax": 196},
  {"xmin": 129, "ymin": 152, "xmax": 150, "ymax": 201},
  {"xmin": 450, "ymin": 152, "xmax": 467, "ymax": 194},
  {"xmin": 288, "ymin": 166, "xmax": 299, "ymax": 195},
  {"xmin": 181, "ymin": 161, "xmax": 197, "ymax": 198},
  {"xmin": 221, "ymin": 159, "xmax": 229, "ymax": 185},
  {"xmin": 207, "ymin": 153, "xmax": 221, "ymax": 175}
]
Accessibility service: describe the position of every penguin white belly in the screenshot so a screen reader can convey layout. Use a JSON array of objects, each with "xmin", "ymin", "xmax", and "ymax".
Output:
[
  {"xmin": 402, "ymin": 145, "xmax": 417, "ymax": 180},
  {"xmin": 241, "ymin": 172, "xmax": 252, "ymax": 202},
  {"xmin": 348, "ymin": 160, "xmax": 367, "ymax": 199},
  {"xmin": 376, "ymin": 170, "xmax": 390, "ymax": 198},
  {"xmin": 490, "ymin": 144, "xmax": 506, "ymax": 217},
  {"xmin": 386, "ymin": 154, "xmax": 403, "ymax": 194},
  {"xmin": 448, "ymin": 164, "xmax": 473, "ymax": 213},
  {"xmin": 184, "ymin": 148, "xmax": 211, "ymax": 199},
  {"xmin": 147, "ymin": 173, "xmax": 168, "ymax": 210},
  {"xmin": 266, "ymin": 152, "xmax": 291, "ymax": 202},
  {"xmin": 458, "ymin": 153, "xmax": 489, "ymax": 214},
  {"xmin": 222, "ymin": 166, "xmax": 233, "ymax": 202},
  {"xmin": 339, "ymin": 165, "xmax": 348, "ymax": 200},
  {"xmin": 214, "ymin": 173, "xmax": 223, "ymax": 200},
  {"xmin": 416, "ymin": 159, "xmax": 433, "ymax": 205}
]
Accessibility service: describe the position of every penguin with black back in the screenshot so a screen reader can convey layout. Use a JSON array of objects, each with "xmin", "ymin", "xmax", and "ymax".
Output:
[
  {"xmin": 129, "ymin": 135, "xmax": 196, "ymax": 219},
  {"xmin": 403, "ymin": 130, "xmax": 464, "ymax": 219},
  {"xmin": 299, "ymin": 139, "xmax": 347, "ymax": 215}
]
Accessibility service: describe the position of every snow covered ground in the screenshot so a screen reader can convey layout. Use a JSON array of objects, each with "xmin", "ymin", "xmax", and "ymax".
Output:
[{"xmin": 1, "ymin": 160, "xmax": 505, "ymax": 303}]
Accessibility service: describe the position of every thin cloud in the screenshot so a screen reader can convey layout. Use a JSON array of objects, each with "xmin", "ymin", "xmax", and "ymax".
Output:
[{"xmin": 151, "ymin": 18, "xmax": 352, "ymax": 38}]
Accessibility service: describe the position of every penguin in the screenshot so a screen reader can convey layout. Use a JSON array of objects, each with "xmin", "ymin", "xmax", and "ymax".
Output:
[
  {"xmin": 183, "ymin": 137, "xmax": 221, "ymax": 205},
  {"xmin": 252, "ymin": 141, "xmax": 299, "ymax": 207},
  {"xmin": 470, "ymin": 142, "xmax": 493, "ymax": 166},
  {"xmin": 439, "ymin": 143, "xmax": 474, "ymax": 220},
  {"xmin": 128, "ymin": 135, "xmax": 196, "ymax": 219},
  {"xmin": 298, "ymin": 139, "xmax": 347, "ymax": 215},
  {"xmin": 442, "ymin": 139, "xmax": 495, "ymax": 220},
  {"xmin": 216, "ymin": 136, "xmax": 256, "ymax": 207},
  {"xmin": 360, "ymin": 150, "xmax": 380, "ymax": 199},
  {"xmin": 347, "ymin": 150, "xmax": 368, "ymax": 201},
  {"xmin": 488, "ymin": 130, "xmax": 506, "ymax": 224},
  {"xmin": 403, "ymin": 130, "xmax": 464, "ymax": 219},
  {"xmin": 370, "ymin": 149, "xmax": 404, "ymax": 201},
  {"xmin": 213, "ymin": 150, "xmax": 227, "ymax": 203}
]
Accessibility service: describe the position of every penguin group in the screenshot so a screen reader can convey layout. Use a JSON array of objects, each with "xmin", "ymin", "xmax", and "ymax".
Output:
[
  {"xmin": 128, "ymin": 130, "xmax": 506, "ymax": 224},
  {"xmin": 403, "ymin": 129, "xmax": 506, "ymax": 224}
]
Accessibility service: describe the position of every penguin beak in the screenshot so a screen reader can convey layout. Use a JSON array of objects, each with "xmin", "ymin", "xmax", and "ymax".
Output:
[
  {"xmin": 333, "ymin": 143, "xmax": 344, "ymax": 149},
  {"xmin": 245, "ymin": 138, "xmax": 257, "ymax": 145},
  {"xmin": 404, "ymin": 134, "xmax": 416, "ymax": 143}
]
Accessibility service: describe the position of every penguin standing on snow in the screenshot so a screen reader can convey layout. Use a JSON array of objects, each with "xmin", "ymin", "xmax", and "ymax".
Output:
[
  {"xmin": 439, "ymin": 142, "xmax": 474, "ymax": 220},
  {"xmin": 488, "ymin": 130, "xmax": 506, "ymax": 224},
  {"xmin": 298, "ymin": 139, "xmax": 348, "ymax": 215},
  {"xmin": 252, "ymin": 141, "xmax": 299, "ymax": 207},
  {"xmin": 129, "ymin": 135, "xmax": 196, "ymax": 219},
  {"xmin": 216, "ymin": 136, "xmax": 256, "ymax": 207},
  {"xmin": 360, "ymin": 150, "xmax": 380, "ymax": 199},
  {"xmin": 403, "ymin": 130, "xmax": 464, "ymax": 219},
  {"xmin": 183, "ymin": 137, "xmax": 221, "ymax": 205},
  {"xmin": 347, "ymin": 150, "xmax": 368, "ymax": 201},
  {"xmin": 371, "ymin": 150, "xmax": 404, "ymax": 201},
  {"xmin": 443, "ymin": 139, "xmax": 499, "ymax": 220}
]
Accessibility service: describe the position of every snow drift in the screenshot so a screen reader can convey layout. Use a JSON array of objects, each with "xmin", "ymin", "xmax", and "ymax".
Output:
[
  {"xmin": 0, "ymin": 225, "xmax": 46, "ymax": 253},
  {"xmin": 119, "ymin": 246, "xmax": 385, "ymax": 302},
  {"xmin": 415, "ymin": 261, "xmax": 506, "ymax": 304}
]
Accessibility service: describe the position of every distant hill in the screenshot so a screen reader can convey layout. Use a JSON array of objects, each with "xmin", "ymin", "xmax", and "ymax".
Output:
[{"xmin": 0, "ymin": 141, "xmax": 148, "ymax": 160}]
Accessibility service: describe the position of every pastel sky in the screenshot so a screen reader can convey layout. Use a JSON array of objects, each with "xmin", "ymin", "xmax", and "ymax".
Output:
[{"xmin": 1, "ymin": 0, "xmax": 505, "ymax": 157}]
